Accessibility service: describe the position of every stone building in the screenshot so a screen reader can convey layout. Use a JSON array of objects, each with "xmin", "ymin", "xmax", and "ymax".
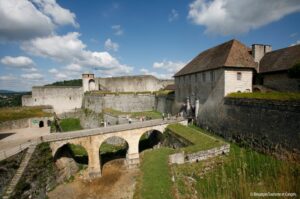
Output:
[
  {"xmin": 174, "ymin": 39, "xmax": 256, "ymax": 108},
  {"xmin": 258, "ymin": 44, "xmax": 300, "ymax": 92},
  {"xmin": 174, "ymin": 39, "xmax": 300, "ymax": 118}
]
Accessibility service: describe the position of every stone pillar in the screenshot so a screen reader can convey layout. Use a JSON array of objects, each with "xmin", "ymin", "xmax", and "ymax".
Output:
[
  {"xmin": 186, "ymin": 97, "xmax": 190, "ymax": 116},
  {"xmin": 195, "ymin": 99, "xmax": 199, "ymax": 119},
  {"xmin": 87, "ymin": 143, "xmax": 101, "ymax": 178},
  {"xmin": 126, "ymin": 139, "xmax": 140, "ymax": 169}
]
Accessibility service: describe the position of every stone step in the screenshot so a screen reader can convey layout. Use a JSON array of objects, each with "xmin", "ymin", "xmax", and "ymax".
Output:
[{"xmin": 2, "ymin": 145, "xmax": 36, "ymax": 199}]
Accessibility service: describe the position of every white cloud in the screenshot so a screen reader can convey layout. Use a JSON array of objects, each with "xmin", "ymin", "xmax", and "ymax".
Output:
[
  {"xmin": 0, "ymin": 74, "xmax": 16, "ymax": 81},
  {"xmin": 32, "ymin": 0, "xmax": 78, "ymax": 27},
  {"xmin": 21, "ymin": 73, "xmax": 43, "ymax": 80},
  {"xmin": 1, "ymin": 56, "xmax": 36, "ymax": 69},
  {"xmin": 104, "ymin": 38, "xmax": 119, "ymax": 52},
  {"xmin": 22, "ymin": 32, "xmax": 133, "ymax": 76},
  {"xmin": 49, "ymin": 68, "xmax": 58, "ymax": 74},
  {"xmin": 188, "ymin": 0, "xmax": 300, "ymax": 35},
  {"xmin": 290, "ymin": 40, "xmax": 300, "ymax": 46},
  {"xmin": 169, "ymin": 9, "xmax": 179, "ymax": 22},
  {"xmin": 153, "ymin": 60, "xmax": 186, "ymax": 73},
  {"xmin": 0, "ymin": 0, "xmax": 77, "ymax": 41},
  {"xmin": 65, "ymin": 63, "xmax": 82, "ymax": 71},
  {"xmin": 112, "ymin": 25, "xmax": 123, "ymax": 36}
]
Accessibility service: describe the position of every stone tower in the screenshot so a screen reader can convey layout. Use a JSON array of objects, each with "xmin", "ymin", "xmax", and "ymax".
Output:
[{"xmin": 82, "ymin": 73, "xmax": 95, "ymax": 92}]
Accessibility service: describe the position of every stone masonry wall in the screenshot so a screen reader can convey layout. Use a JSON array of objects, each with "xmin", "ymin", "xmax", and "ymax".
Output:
[
  {"xmin": 197, "ymin": 98, "xmax": 300, "ymax": 160},
  {"xmin": 83, "ymin": 93, "xmax": 156, "ymax": 113}
]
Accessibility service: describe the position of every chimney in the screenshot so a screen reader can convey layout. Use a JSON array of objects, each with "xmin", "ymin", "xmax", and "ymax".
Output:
[{"xmin": 252, "ymin": 44, "xmax": 272, "ymax": 63}]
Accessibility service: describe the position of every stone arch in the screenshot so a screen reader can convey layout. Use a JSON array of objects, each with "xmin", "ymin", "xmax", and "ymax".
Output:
[
  {"xmin": 138, "ymin": 129, "xmax": 164, "ymax": 153},
  {"xmin": 98, "ymin": 135, "xmax": 129, "ymax": 168},
  {"xmin": 89, "ymin": 79, "xmax": 96, "ymax": 91}
]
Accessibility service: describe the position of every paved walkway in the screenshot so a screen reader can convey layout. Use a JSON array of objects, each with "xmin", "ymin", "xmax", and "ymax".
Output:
[{"xmin": 0, "ymin": 127, "xmax": 50, "ymax": 161}]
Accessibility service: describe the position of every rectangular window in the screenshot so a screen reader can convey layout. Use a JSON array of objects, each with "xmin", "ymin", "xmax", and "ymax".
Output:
[
  {"xmin": 202, "ymin": 73, "xmax": 206, "ymax": 82},
  {"xmin": 210, "ymin": 71, "xmax": 215, "ymax": 82},
  {"xmin": 237, "ymin": 72, "xmax": 242, "ymax": 80}
]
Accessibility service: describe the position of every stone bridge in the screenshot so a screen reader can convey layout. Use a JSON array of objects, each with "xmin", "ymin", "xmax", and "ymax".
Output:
[{"xmin": 40, "ymin": 118, "xmax": 187, "ymax": 178}]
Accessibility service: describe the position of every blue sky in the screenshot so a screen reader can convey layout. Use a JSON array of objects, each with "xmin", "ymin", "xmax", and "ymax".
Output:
[{"xmin": 0, "ymin": 0, "xmax": 300, "ymax": 91}]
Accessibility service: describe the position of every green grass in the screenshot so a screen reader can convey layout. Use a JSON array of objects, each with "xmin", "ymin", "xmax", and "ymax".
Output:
[
  {"xmin": 69, "ymin": 144, "xmax": 87, "ymax": 156},
  {"xmin": 134, "ymin": 148, "xmax": 175, "ymax": 199},
  {"xmin": 103, "ymin": 108, "xmax": 162, "ymax": 119},
  {"xmin": 60, "ymin": 118, "xmax": 82, "ymax": 132},
  {"xmin": 167, "ymin": 124, "xmax": 225, "ymax": 153},
  {"xmin": 173, "ymin": 144, "xmax": 300, "ymax": 199},
  {"xmin": 0, "ymin": 106, "xmax": 52, "ymax": 122},
  {"xmin": 99, "ymin": 142, "xmax": 127, "ymax": 154},
  {"xmin": 227, "ymin": 92, "xmax": 300, "ymax": 101}
]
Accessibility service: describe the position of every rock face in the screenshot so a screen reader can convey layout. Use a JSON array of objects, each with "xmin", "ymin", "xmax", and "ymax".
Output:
[{"xmin": 55, "ymin": 157, "xmax": 79, "ymax": 183}]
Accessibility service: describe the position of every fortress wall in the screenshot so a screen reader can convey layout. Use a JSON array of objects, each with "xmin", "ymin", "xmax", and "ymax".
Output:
[
  {"xmin": 197, "ymin": 98, "xmax": 300, "ymax": 159},
  {"xmin": 83, "ymin": 93, "xmax": 156, "ymax": 113},
  {"xmin": 23, "ymin": 87, "xmax": 83, "ymax": 114},
  {"xmin": 95, "ymin": 76, "xmax": 173, "ymax": 92},
  {"xmin": 155, "ymin": 94, "xmax": 181, "ymax": 115}
]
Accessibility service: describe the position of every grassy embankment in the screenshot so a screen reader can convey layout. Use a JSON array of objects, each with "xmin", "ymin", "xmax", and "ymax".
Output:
[
  {"xmin": 134, "ymin": 124, "xmax": 223, "ymax": 199},
  {"xmin": 227, "ymin": 92, "xmax": 300, "ymax": 101},
  {"xmin": 103, "ymin": 108, "xmax": 162, "ymax": 119},
  {"xmin": 0, "ymin": 106, "xmax": 52, "ymax": 122},
  {"xmin": 135, "ymin": 124, "xmax": 300, "ymax": 199}
]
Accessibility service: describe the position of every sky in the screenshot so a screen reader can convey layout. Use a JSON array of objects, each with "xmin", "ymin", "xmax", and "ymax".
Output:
[{"xmin": 0, "ymin": 0, "xmax": 300, "ymax": 91}]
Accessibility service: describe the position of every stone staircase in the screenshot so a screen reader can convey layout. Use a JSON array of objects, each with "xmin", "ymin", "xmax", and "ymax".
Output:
[{"xmin": 2, "ymin": 145, "xmax": 36, "ymax": 199}]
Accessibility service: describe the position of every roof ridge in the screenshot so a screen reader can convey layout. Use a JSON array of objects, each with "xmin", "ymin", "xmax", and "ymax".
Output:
[{"xmin": 223, "ymin": 40, "xmax": 236, "ymax": 66}]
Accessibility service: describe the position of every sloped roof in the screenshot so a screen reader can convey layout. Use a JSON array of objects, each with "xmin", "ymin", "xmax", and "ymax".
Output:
[
  {"xmin": 174, "ymin": 39, "xmax": 257, "ymax": 77},
  {"xmin": 259, "ymin": 44, "xmax": 300, "ymax": 73}
]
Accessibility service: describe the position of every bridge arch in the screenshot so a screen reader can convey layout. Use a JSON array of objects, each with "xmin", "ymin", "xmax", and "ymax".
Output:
[
  {"xmin": 98, "ymin": 136, "xmax": 129, "ymax": 168},
  {"xmin": 138, "ymin": 129, "xmax": 164, "ymax": 153}
]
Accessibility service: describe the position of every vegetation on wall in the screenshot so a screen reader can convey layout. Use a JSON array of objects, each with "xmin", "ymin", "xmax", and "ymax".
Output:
[
  {"xmin": 0, "ymin": 106, "xmax": 52, "ymax": 122},
  {"xmin": 46, "ymin": 79, "xmax": 82, "ymax": 86},
  {"xmin": 227, "ymin": 92, "xmax": 300, "ymax": 101}
]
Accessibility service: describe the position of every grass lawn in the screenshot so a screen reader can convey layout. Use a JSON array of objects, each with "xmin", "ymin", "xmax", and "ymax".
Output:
[
  {"xmin": 167, "ymin": 124, "xmax": 225, "ymax": 153},
  {"xmin": 134, "ymin": 148, "xmax": 175, "ymax": 199},
  {"xmin": 103, "ymin": 108, "xmax": 162, "ymax": 119},
  {"xmin": 99, "ymin": 142, "xmax": 127, "ymax": 154},
  {"xmin": 227, "ymin": 92, "xmax": 300, "ymax": 101},
  {"xmin": 0, "ymin": 106, "xmax": 52, "ymax": 122},
  {"xmin": 173, "ymin": 144, "xmax": 300, "ymax": 199},
  {"xmin": 60, "ymin": 118, "xmax": 82, "ymax": 132}
]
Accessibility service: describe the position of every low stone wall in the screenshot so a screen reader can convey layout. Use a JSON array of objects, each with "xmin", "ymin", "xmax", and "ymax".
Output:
[
  {"xmin": 169, "ymin": 144, "xmax": 230, "ymax": 164},
  {"xmin": 0, "ymin": 118, "xmax": 29, "ymax": 131},
  {"xmin": 59, "ymin": 110, "xmax": 102, "ymax": 129},
  {"xmin": 0, "ymin": 117, "xmax": 53, "ymax": 131}
]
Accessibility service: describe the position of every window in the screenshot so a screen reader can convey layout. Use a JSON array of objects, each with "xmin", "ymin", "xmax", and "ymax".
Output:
[
  {"xmin": 237, "ymin": 72, "xmax": 242, "ymax": 80},
  {"xmin": 202, "ymin": 73, "xmax": 206, "ymax": 82},
  {"xmin": 210, "ymin": 71, "xmax": 215, "ymax": 82}
]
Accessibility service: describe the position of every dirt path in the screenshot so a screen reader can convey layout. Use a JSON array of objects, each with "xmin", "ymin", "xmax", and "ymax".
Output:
[{"xmin": 48, "ymin": 159, "xmax": 139, "ymax": 199}]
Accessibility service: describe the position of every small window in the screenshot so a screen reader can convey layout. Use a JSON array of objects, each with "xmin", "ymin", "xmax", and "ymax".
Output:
[
  {"xmin": 202, "ymin": 73, "xmax": 206, "ymax": 82},
  {"xmin": 210, "ymin": 71, "xmax": 215, "ymax": 82},
  {"xmin": 34, "ymin": 98, "xmax": 37, "ymax": 102},
  {"xmin": 69, "ymin": 96, "xmax": 72, "ymax": 100},
  {"xmin": 237, "ymin": 72, "xmax": 242, "ymax": 80}
]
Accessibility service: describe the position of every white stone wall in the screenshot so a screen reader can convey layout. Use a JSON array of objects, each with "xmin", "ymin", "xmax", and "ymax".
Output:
[
  {"xmin": 22, "ymin": 86, "xmax": 83, "ymax": 114},
  {"xmin": 224, "ymin": 69, "xmax": 253, "ymax": 96},
  {"xmin": 95, "ymin": 76, "xmax": 174, "ymax": 92}
]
